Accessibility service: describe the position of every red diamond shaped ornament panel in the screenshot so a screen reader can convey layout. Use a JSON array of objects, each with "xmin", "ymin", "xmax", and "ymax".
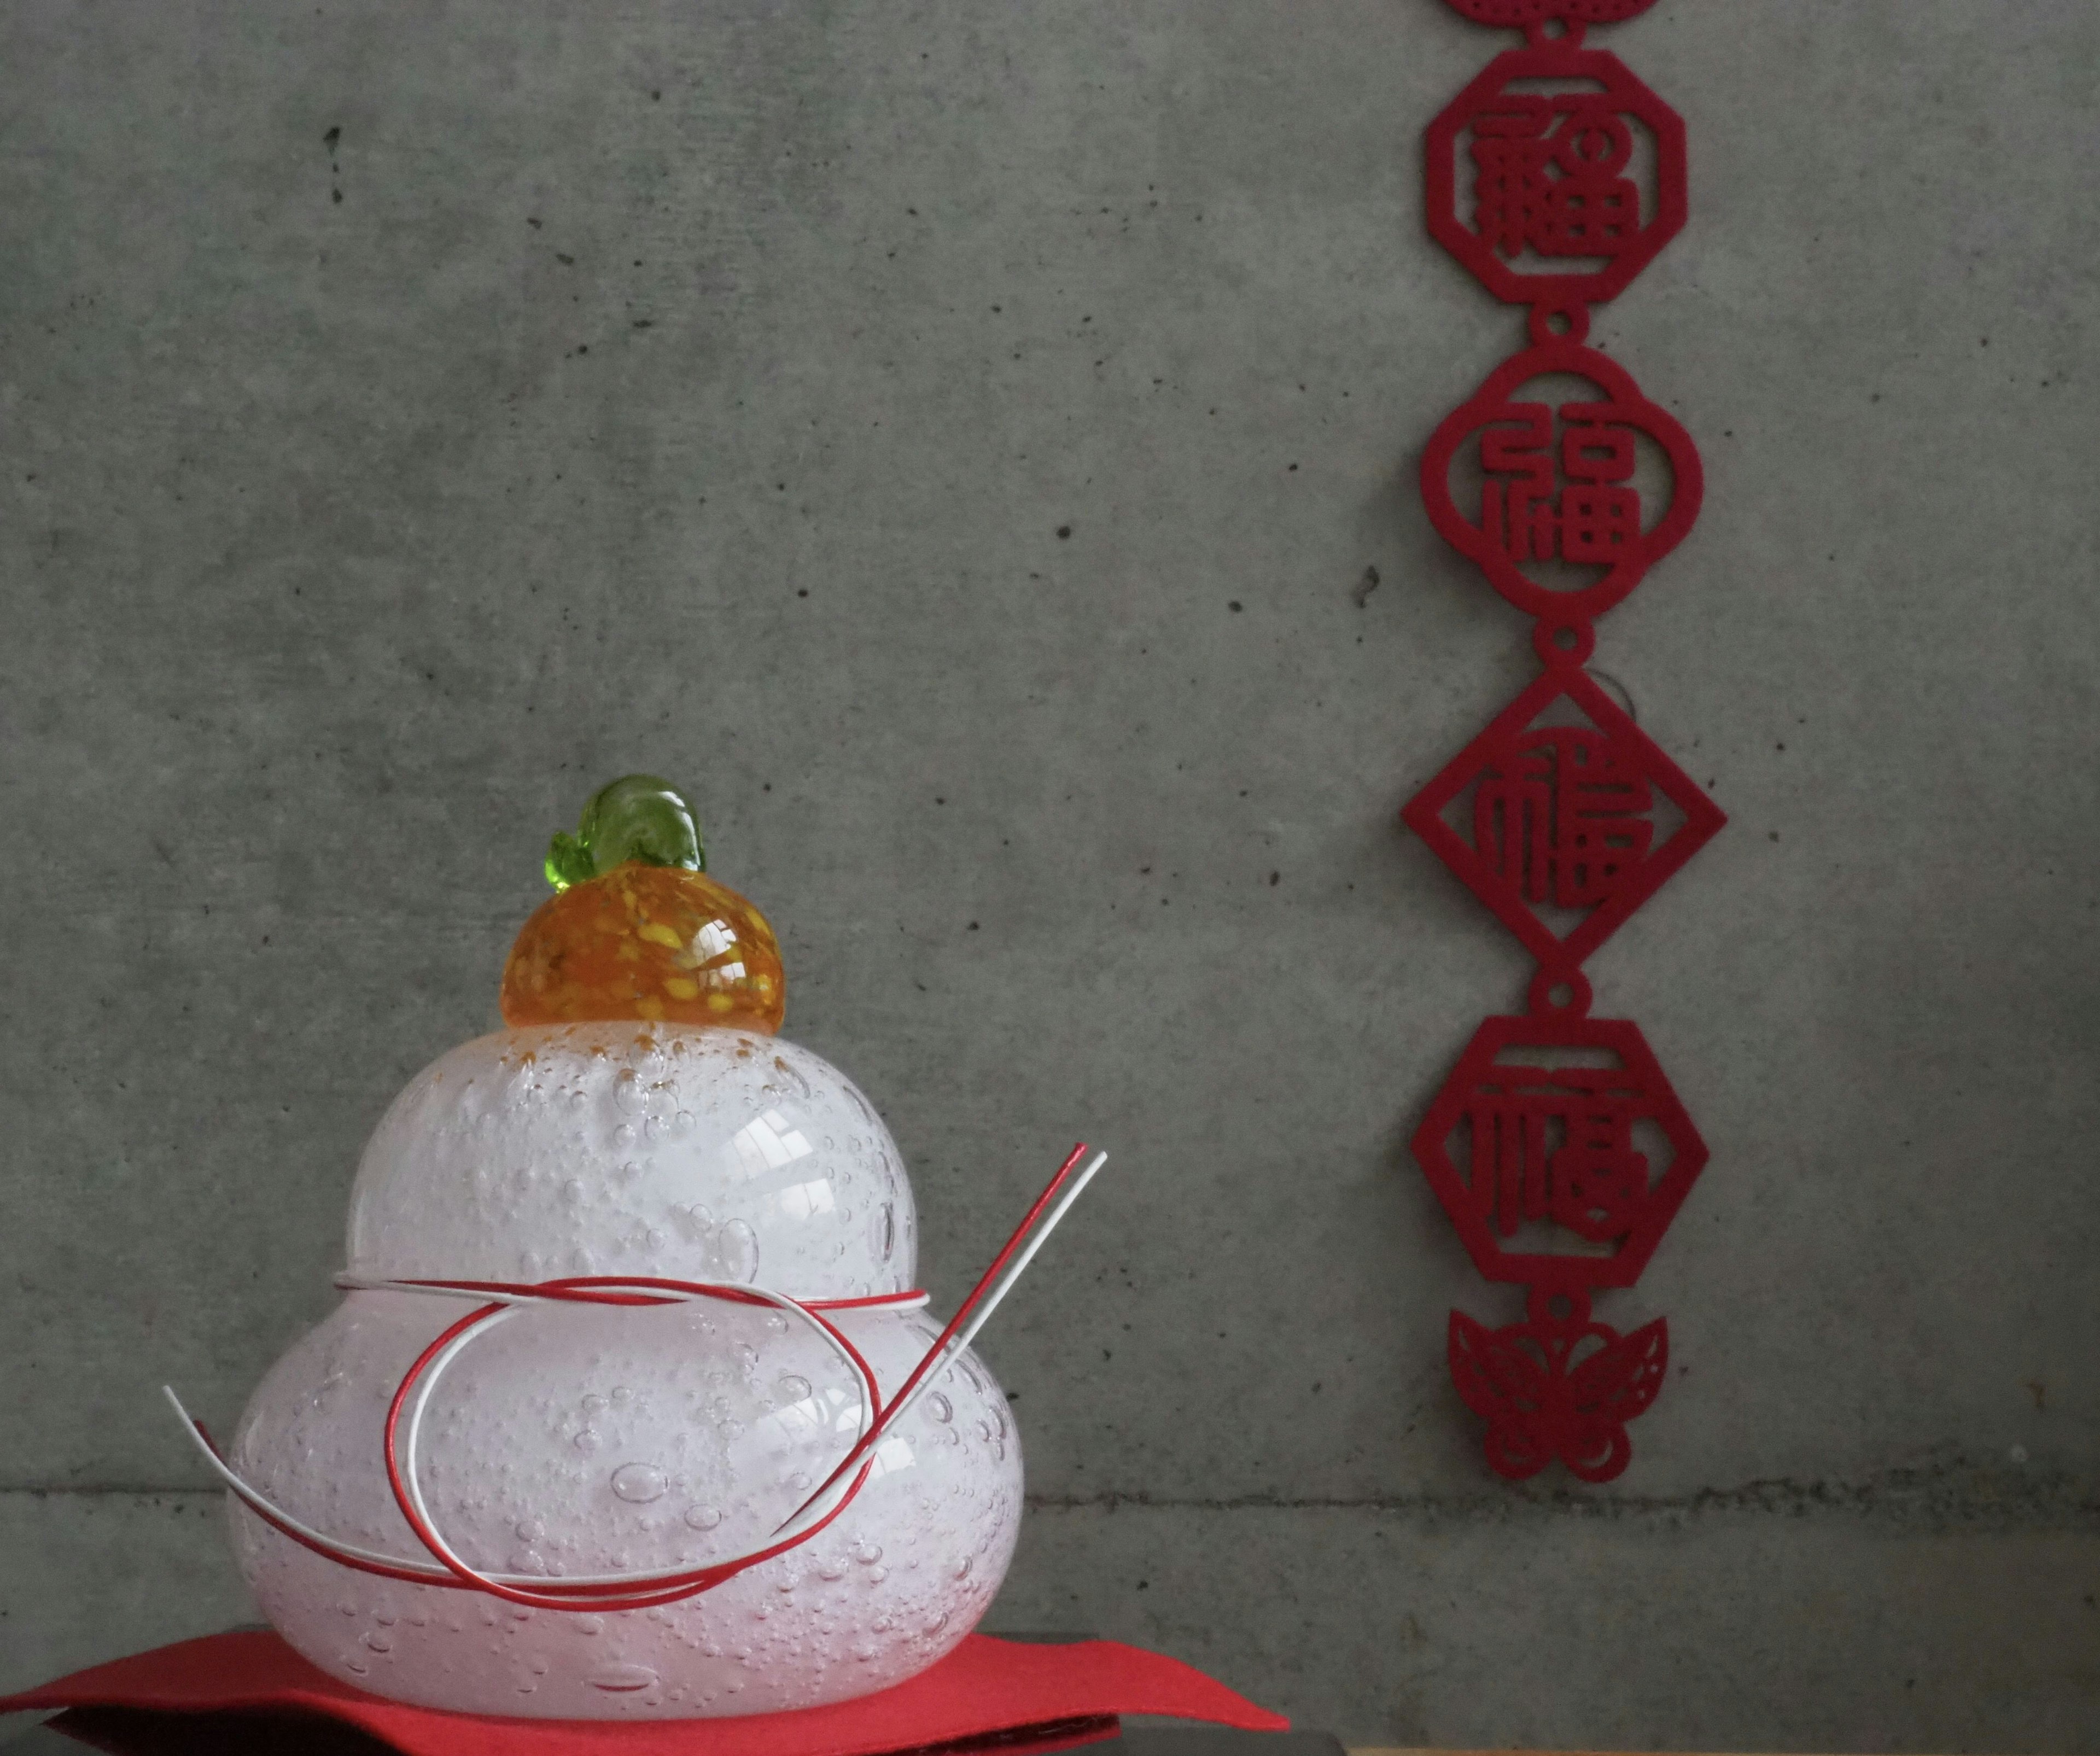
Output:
[{"xmin": 1401, "ymin": 667, "xmax": 1724, "ymax": 978}]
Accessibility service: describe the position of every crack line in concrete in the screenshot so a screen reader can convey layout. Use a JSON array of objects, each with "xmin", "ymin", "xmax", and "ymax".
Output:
[{"xmin": 5, "ymin": 1459, "xmax": 2096, "ymax": 1531}]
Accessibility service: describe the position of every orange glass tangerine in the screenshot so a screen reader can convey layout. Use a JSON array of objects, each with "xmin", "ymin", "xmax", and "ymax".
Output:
[{"xmin": 500, "ymin": 861, "xmax": 785, "ymax": 1032}]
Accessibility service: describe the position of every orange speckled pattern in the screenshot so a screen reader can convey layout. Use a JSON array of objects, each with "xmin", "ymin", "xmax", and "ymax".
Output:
[{"xmin": 500, "ymin": 862, "xmax": 785, "ymax": 1032}]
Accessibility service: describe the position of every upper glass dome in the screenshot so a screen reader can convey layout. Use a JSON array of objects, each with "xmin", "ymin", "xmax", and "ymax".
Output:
[{"xmin": 346, "ymin": 1021, "xmax": 917, "ymax": 1297}]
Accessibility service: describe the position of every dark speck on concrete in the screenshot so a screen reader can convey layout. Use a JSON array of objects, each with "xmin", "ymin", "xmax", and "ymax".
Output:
[
  {"xmin": 1056, "ymin": 524, "xmax": 1071, "ymax": 538},
  {"xmin": 1269, "ymin": 872, "xmax": 1280, "ymax": 886},
  {"xmin": 527, "ymin": 217, "xmax": 542, "ymax": 229},
  {"xmin": 323, "ymin": 125, "xmax": 341, "ymax": 149},
  {"xmin": 1228, "ymin": 600, "xmax": 1242, "ymax": 612}
]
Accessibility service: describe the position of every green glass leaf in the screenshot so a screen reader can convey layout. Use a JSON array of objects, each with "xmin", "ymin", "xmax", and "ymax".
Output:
[
  {"xmin": 544, "ymin": 831, "xmax": 598, "ymax": 891},
  {"xmin": 544, "ymin": 775, "xmax": 706, "ymax": 891}
]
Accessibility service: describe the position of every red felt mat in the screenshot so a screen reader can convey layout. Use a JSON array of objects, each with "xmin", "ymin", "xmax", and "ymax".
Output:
[{"xmin": 0, "ymin": 1630, "xmax": 1286, "ymax": 1756}]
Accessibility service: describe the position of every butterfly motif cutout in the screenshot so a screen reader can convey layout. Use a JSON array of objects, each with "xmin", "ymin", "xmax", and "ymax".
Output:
[{"xmin": 1448, "ymin": 1308, "xmax": 1667, "ymax": 1482}]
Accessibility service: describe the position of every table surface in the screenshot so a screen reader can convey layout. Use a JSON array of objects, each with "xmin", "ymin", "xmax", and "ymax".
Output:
[{"xmin": 1, "ymin": 1713, "xmax": 1348, "ymax": 1755}]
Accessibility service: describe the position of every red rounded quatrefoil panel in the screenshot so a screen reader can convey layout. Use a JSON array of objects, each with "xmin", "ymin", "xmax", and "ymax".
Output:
[
  {"xmin": 1425, "ymin": 45, "xmax": 1686, "ymax": 311},
  {"xmin": 1440, "ymin": 0, "xmax": 1660, "ymax": 25},
  {"xmin": 1411, "ymin": 1012, "xmax": 1709, "ymax": 1294},
  {"xmin": 1420, "ymin": 341, "xmax": 1702, "ymax": 622},
  {"xmin": 1400, "ymin": 666, "xmax": 1726, "ymax": 975}
]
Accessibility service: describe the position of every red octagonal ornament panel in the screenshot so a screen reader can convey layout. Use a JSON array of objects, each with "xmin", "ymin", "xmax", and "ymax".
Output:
[
  {"xmin": 1425, "ymin": 45, "xmax": 1687, "ymax": 312},
  {"xmin": 1412, "ymin": 1012, "xmax": 1709, "ymax": 1294}
]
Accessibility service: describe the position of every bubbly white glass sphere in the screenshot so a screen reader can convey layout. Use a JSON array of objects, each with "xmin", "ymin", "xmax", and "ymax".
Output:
[{"xmin": 230, "ymin": 1023, "xmax": 1020, "ymax": 1718}]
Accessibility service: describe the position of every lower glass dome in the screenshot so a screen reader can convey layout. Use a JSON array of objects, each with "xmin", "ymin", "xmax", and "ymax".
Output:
[{"xmin": 229, "ymin": 1290, "xmax": 1020, "ymax": 1718}]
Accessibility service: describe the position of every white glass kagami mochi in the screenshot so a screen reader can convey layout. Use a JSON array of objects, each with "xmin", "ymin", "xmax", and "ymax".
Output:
[{"xmin": 178, "ymin": 778, "xmax": 1096, "ymax": 1720}]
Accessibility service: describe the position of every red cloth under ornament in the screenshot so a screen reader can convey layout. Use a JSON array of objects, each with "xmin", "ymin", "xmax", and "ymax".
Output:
[{"xmin": 0, "ymin": 1629, "xmax": 1287, "ymax": 1756}]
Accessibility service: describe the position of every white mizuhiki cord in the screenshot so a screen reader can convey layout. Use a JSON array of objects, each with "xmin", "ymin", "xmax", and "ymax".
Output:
[
  {"xmin": 171, "ymin": 1277, "xmax": 885, "ymax": 1591},
  {"xmin": 166, "ymin": 1385, "xmax": 460, "ymax": 1585},
  {"xmin": 769, "ymin": 1149, "xmax": 1109, "ymax": 1539},
  {"xmin": 394, "ymin": 1279, "xmax": 878, "ymax": 1589}
]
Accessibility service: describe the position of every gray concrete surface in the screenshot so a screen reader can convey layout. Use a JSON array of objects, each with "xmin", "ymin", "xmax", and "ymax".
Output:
[{"xmin": 1, "ymin": 0, "xmax": 2096, "ymax": 1746}]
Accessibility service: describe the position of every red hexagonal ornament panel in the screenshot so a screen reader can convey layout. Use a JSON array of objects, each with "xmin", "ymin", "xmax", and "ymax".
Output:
[
  {"xmin": 1413, "ymin": 1013, "xmax": 1708, "ymax": 1296},
  {"xmin": 1405, "ymin": 0, "xmax": 1719, "ymax": 1482}
]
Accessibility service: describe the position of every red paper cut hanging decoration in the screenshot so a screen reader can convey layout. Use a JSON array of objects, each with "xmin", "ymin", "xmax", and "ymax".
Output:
[{"xmin": 1408, "ymin": 0, "xmax": 1720, "ymax": 1481}]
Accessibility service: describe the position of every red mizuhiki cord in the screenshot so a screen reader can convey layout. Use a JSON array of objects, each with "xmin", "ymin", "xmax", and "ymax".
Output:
[{"xmin": 170, "ymin": 1142, "xmax": 1107, "ymax": 1611}]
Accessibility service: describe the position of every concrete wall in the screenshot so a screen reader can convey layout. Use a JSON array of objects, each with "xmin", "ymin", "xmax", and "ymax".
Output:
[{"xmin": 2, "ymin": 0, "xmax": 2096, "ymax": 1746}]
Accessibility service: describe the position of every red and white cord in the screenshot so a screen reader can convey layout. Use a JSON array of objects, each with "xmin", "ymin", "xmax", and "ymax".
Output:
[{"xmin": 167, "ymin": 1144, "xmax": 1108, "ymax": 1613}]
